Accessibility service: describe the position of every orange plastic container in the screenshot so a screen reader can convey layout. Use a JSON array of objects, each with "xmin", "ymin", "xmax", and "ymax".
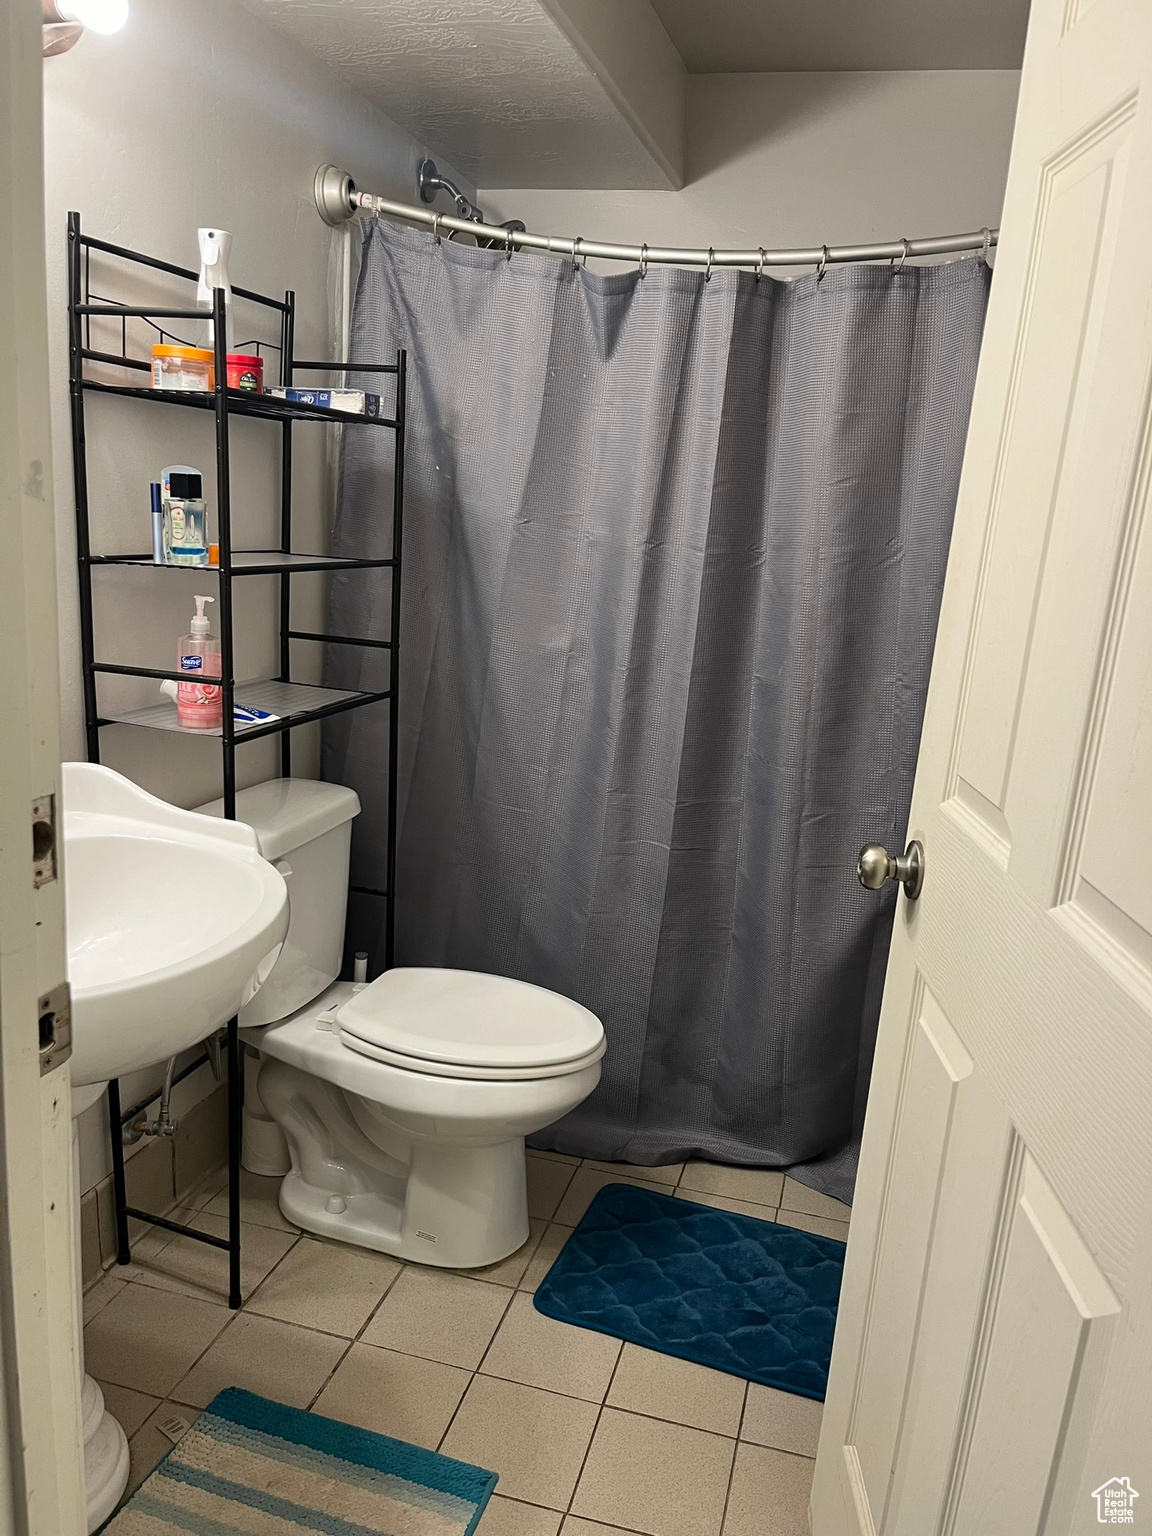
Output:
[{"xmin": 152, "ymin": 344, "xmax": 214, "ymax": 392}]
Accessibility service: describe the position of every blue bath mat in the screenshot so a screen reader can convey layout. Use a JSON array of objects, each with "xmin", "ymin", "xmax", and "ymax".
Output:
[
  {"xmin": 534, "ymin": 1183, "xmax": 845, "ymax": 1401},
  {"xmin": 102, "ymin": 1387, "xmax": 497, "ymax": 1534}
]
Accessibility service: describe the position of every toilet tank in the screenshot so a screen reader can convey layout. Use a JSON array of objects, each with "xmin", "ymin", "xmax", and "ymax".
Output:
[{"xmin": 195, "ymin": 778, "xmax": 361, "ymax": 1026}]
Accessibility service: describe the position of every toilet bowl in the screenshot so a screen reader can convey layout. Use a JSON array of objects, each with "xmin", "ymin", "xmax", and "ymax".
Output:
[{"xmin": 196, "ymin": 779, "xmax": 604, "ymax": 1268}]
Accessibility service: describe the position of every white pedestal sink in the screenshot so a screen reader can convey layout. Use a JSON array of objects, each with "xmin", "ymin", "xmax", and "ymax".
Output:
[{"xmin": 63, "ymin": 764, "xmax": 289, "ymax": 1531}]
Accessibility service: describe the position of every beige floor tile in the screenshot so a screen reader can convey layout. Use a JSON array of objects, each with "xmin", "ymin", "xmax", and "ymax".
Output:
[
  {"xmin": 527, "ymin": 1155, "xmax": 578, "ymax": 1220},
  {"xmin": 723, "ymin": 1443, "xmax": 814, "ymax": 1536},
  {"xmin": 117, "ymin": 1209, "xmax": 191, "ymax": 1286},
  {"xmin": 180, "ymin": 1165, "xmax": 228, "ymax": 1212},
  {"xmin": 85, "ymin": 1283, "xmax": 229, "ymax": 1397},
  {"xmin": 741, "ymin": 1384, "xmax": 822, "ymax": 1457},
  {"xmin": 773, "ymin": 1209, "xmax": 849, "ymax": 1243},
  {"xmin": 572, "ymin": 1407, "xmax": 735, "ymax": 1536},
  {"xmin": 460, "ymin": 1219, "xmax": 545, "ymax": 1287},
  {"xmin": 204, "ymin": 1169, "xmax": 300, "ymax": 1232},
  {"xmin": 126, "ymin": 1213, "xmax": 297, "ymax": 1305},
  {"xmin": 527, "ymin": 1148, "xmax": 581, "ymax": 1167},
  {"xmin": 606, "ymin": 1343, "xmax": 746, "ymax": 1437},
  {"xmin": 171, "ymin": 1311, "xmax": 348, "ymax": 1409},
  {"xmin": 362, "ymin": 1266, "xmax": 512, "ymax": 1368},
  {"xmin": 678, "ymin": 1162, "xmax": 784, "ymax": 1208},
  {"xmin": 779, "ymin": 1177, "xmax": 851, "ymax": 1223},
  {"xmin": 562, "ymin": 1520, "xmax": 647, "ymax": 1536},
  {"xmin": 245, "ymin": 1236, "xmax": 401, "ymax": 1337},
  {"xmin": 519, "ymin": 1224, "xmax": 575, "ymax": 1294},
  {"xmin": 441, "ymin": 1375, "xmax": 598, "ymax": 1510},
  {"xmin": 554, "ymin": 1167, "xmax": 666, "ymax": 1227},
  {"xmin": 127, "ymin": 1399, "xmax": 197, "ymax": 1491},
  {"xmin": 97, "ymin": 1379, "xmax": 160, "ymax": 1439},
  {"xmin": 83, "ymin": 1272, "xmax": 127, "ymax": 1326},
  {"xmin": 476, "ymin": 1495, "xmax": 563, "ymax": 1535},
  {"xmin": 313, "ymin": 1341, "xmax": 470, "ymax": 1449},
  {"xmin": 585, "ymin": 1160, "xmax": 684, "ymax": 1187},
  {"xmin": 481, "ymin": 1291, "xmax": 620, "ymax": 1401},
  {"xmin": 674, "ymin": 1189, "xmax": 779, "ymax": 1221}
]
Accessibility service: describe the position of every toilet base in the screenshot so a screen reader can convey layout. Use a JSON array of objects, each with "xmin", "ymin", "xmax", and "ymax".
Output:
[
  {"xmin": 248, "ymin": 984, "xmax": 597, "ymax": 1271},
  {"xmin": 278, "ymin": 1146, "xmax": 530, "ymax": 1268}
]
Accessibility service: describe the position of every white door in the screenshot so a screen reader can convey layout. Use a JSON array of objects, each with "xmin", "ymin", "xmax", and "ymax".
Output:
[
  {"xmin": 811, "ymin": 0, "xmax": 1152, "ymax": 1531},
  {"xmin": 0, "ymin": 1, "xmax": 87, "ymax": 1531}
]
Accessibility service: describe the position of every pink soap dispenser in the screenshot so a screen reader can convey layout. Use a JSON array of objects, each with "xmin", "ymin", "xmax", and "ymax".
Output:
[{"xmin": 176, "ymin": 594, "xmax": 222, "ymax": 729}]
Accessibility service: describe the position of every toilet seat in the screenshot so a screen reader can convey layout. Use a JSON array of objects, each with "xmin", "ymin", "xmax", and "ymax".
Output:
[{"xmin": 336, "ymin": 966, "xmax": 606, "ymax": 1081}]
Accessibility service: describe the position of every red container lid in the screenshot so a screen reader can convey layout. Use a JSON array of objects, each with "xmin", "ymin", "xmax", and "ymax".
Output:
[{"xmin": 226, "ymin": 353, "xmax": 263, "ymax": 367}]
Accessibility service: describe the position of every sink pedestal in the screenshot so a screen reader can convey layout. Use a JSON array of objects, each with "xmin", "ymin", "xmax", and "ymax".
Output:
[
  {"xmin": 73, "ymin": 1085, "xmax": 130, "ymax": 1530},
  {"xmin": 63, "ymin": 762, "xmax": 291, "ymax": 1527},
  {"xmin": 82, "ymin": 1373, "xmax": 129, "ymax": 1529}
]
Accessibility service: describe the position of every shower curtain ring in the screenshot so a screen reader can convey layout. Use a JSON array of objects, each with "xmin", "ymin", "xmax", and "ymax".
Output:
[
  {"xmin": 638, "ymin": 243, "xmax": 648, "ymax": 279},
  {"xmin": 816, "ymin": 245, "xmax": 829, "ymax": 282},
  {"xmin": 431, "ymin": 212, "xmax": 443, "ymax": 244},
  {"xmin": 504, "ymin": 226, "xmax": 515, "ymax": 261},
  {"xmin": 704, "ymin": 247, "xmax": 714, "ymax": 282},
  {"xmin": 755, "ymin": 248, "xmax": 766, "ymax": 283},
  {"xmin": 573, "ymin": 236, "xmax": 586, "ymax": 269},
  {"xmin": 892, "ymin": 237, "xmax": 909, "ymax": 275},
  {"xmin": 980, "ymin": 227, "xmax": 992, "ymax": 265}
]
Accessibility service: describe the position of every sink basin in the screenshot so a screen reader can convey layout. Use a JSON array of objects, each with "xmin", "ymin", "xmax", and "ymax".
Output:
[
  {"xmin": 62, "ymin": 762, "xmax": 290, "ymax": 1531},
  {"xmin": 63, "ymin": 762, "xmax": 289, "ymax": 1086}
]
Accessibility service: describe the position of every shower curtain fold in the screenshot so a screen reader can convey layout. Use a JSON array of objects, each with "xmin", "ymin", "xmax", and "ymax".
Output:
[{"xmin": 322, "ymin": 220, "xmax": 989, "ymax": 1204}]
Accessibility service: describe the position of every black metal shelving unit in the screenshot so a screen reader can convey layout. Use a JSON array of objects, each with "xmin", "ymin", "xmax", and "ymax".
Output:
[{"xmin": 67, "ymin": 212, "xmax": 406, "ymax": 1308}]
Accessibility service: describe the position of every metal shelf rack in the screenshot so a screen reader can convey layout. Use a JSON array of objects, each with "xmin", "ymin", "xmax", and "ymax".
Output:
[{"xmin": 67, "ymin": 212, "xmax": 406, "ymax": 1309}]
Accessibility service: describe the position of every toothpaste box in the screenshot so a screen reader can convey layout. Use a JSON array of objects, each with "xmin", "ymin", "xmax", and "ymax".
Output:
[{"xmin": 268, "ymin": 387, "xmax": 381, "ymax": 418}]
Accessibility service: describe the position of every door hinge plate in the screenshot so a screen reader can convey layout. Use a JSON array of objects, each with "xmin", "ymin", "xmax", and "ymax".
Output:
[{"xmin": 39, "ymin": 981, "xmax": 71, "ymax": 1076}]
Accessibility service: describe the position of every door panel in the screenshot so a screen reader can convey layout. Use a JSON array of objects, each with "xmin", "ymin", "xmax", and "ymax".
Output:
[
  {"xmin": 812, "ymin": 0, "xmax": 1152, "ymax": 1530},
  {"xmin": 956, "ymin": 106, "xmax": 1133, "ymax": 856},
  {"xmin": 851, "ymin": 988, "xmax": 973, "ymax": 1523},
  {"xmin": 884, "ymin": 1075, "xmax": 1015, "ymax": 1535},
  {"xmin": 948, "ymin": 1155, "xmax": 1119, "ymax": 1536}
]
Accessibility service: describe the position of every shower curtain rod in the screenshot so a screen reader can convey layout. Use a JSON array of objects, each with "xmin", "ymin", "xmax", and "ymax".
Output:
[{"xmin": 314, "ymin": 164, "xmax": 998, "ymax": 271}]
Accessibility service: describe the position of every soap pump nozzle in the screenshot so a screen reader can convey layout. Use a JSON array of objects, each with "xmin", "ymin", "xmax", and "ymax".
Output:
[{"xmin": 191, "ymin": 594, "xmax": 215, "ymax": 636}]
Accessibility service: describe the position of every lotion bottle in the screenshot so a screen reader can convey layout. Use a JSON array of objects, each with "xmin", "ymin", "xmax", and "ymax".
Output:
[{"xmin": 176, "ymin": 594, "xmax": 222, "ymax": 729}]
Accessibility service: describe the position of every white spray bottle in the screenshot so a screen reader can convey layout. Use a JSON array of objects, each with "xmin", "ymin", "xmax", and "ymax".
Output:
[
  {"xmin": 176, "ymin": 595, "xmax": 222, "ymax": 729},
  {"xmin": 197, "ymin": 228, "xmax": 233, "ymax": 351}
]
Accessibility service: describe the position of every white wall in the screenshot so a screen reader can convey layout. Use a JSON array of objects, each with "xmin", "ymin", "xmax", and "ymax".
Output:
[
  {"xmin": 483, "ymin": 71, "xmax": 1020, "ymax": 266},
  {"xmin": 42, "ymin": 0, "xmax": 468, "ymax": 1196}
]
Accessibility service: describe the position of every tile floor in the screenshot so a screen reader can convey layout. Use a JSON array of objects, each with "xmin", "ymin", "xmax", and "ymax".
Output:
[{"xmin": 83, "ymin": 1150, "xmax": 850, "ymax": 1536}]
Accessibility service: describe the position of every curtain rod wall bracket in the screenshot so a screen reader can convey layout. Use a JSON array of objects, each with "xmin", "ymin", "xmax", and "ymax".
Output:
[
  {"xmin": 314, "ymin": 164, "xmax": 999, "ymax": 272},
  {"xmin": 315, "ymin": 165, "xmax": 358, "ymax": 227}
]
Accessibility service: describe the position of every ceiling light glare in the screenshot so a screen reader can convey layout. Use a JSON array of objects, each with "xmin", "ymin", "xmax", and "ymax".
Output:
[{"xmin": 57, "ymin": 0, "xmax": 129, "ymax": 34}]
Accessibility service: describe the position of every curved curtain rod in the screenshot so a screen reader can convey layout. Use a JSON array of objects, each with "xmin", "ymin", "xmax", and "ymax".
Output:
[{"xmin": 314, "ymin": 164, "xmax": 998, "ymax": 271}]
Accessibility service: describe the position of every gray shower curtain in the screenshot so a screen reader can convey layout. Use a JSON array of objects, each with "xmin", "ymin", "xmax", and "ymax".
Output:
[{"xmin": 323, "ymin": 219, "xmax": 989, "ymax": 1203}]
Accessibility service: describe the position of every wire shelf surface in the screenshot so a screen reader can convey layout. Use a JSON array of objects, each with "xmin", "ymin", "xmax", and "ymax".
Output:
[
  {"xmin": 89, "ymin": 550, "xmax": 395, "ymax": 575},
  {"xmin": 99, "ymin": 678, "xmax": 389, "ymax": 739},
  {"xmin": 81, "ymin": 379, "xmax": 399, "ymax": 428}
]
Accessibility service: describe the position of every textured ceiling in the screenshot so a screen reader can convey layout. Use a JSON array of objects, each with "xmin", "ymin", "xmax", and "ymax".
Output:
[
  {"xmin": 238, "ymin": 0, "xmax": 672, "ymax": 189},
  {"xmin": 649, "ymin": 0, "xmax": 1030, "ymax": 72}
]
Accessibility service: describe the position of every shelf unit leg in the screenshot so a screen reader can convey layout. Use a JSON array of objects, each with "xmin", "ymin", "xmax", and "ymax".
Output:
[
  {"xmin": 227, "ymin": 1018, "xmax": 242, "ymax": 1309},
  {"xmin": 106, "ymin": 1079, "xmax": 132, "ymax": 1265}
]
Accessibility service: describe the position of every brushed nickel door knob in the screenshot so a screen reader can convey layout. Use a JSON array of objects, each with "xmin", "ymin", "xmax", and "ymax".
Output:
[{"xmin": 857, "ymin": 840, "xmax": 924, "ymax": 900}]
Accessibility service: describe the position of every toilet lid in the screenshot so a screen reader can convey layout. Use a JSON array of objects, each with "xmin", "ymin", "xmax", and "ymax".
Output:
[{"xmin": 336, "ymin": 967, "xmax": 605, "ymax": 1075}]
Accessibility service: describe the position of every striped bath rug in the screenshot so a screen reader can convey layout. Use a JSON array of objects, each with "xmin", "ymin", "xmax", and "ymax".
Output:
[{"xmin": 103, "ymin": 1387, "xmax": 497, "ymax": 1534}]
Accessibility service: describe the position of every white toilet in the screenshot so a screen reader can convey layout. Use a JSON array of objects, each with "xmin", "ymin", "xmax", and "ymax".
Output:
[{"xmin": 196, "ymin": 778, "xmax": 604, "ymax": 1268}]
